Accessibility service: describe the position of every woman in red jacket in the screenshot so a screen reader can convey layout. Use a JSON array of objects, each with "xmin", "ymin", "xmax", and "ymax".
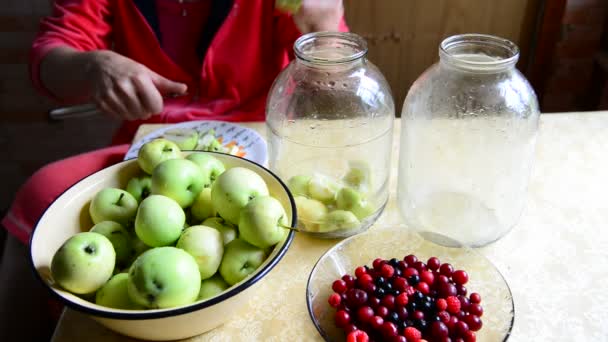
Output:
[{"xmin": 0, "ymin": 1, "xmax": 347, "ymax": 340}]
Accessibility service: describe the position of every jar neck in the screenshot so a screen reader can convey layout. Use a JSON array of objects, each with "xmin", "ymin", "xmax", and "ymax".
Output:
[
  {"xmin": 294, "ymin": 32, "xmax": 368, "ymax": 69},
  {"xmin": 438, "ymin": 34, "xmax": 519, "ymax": 73}
]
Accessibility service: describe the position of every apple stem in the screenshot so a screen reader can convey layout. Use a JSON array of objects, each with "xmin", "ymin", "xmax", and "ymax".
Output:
[{"xmin": 279, "ymin": 224, "xmax": 300, "ymax": 232}]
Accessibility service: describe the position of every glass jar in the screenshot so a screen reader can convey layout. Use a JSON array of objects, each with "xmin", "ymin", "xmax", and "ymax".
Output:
[
  {"xmin": 397, "ymin": 34, "xmax": 539, "ymax": 247},
  {"xmin": 266, "ymin": 32, "xmax": 395, "ymax": 238}
]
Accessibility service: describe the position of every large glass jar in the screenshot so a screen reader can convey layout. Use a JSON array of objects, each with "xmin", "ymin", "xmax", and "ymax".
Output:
[
  {"xmin": 267, "ymin": 32, "xmax": 395, "ymax": 238},
  {"xmin": 398, "ymin": 34, "xmax": 540, "ymax": 247}
]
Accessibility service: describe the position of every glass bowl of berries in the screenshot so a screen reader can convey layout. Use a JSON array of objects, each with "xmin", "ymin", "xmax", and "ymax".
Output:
[{"xmin": 306, "ymin": 226, "xmax": 514, "ymax": 341}]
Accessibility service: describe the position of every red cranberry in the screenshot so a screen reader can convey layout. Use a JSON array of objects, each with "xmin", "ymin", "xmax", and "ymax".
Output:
[
  {"xmin": 454, "ymin": 339, "xmax": 465, "ymax": 342},
  {"xmin": 465, "ymin": 315, "xmax": 483, "ymax": 331},
  {"xmin": 438, "ymin": 282, "xmax": 458, "ymax": 298},
  {"xmin": 357, "ymin": 274, "xmax": 373, "ymax": 287},
  {"xmin": 416, "ymin": 281, "xmax": 430, "ymax": 295},
  {"xmin": 457, "ymin": 310, "xmax": 466, "ymax": 320},
  {"xmin": 463, "ymin": 331, "xmax": 476, "ymax": 342},
  {"xmin": 344, "ymin": 323, "xmax": 358, "ymax": 333},
  {"xmin": 392, "ymin": 336, "xmax": 407, "ymax": 342},
  {"xmin": 436, "ymin": 274, "xmax": 450, "ymax": 284},
  {"xmin": 446, "ymin": 315, "xmax": 459, "ymax": 330},
  {"xmin": 357, "ymin": 306, "xmax": 374, "ymax": 323},
  {"xmin": 397, "ymin": 260, "xmax": 408, "ymax": 271},
  {"xmin": 373, "ymin": 258, "xmax": 385, "ymax": 270},
  {"xmin": 393, "ymin": 277, "xmax": 408, "ymax": 292},
  {"xmin": 355, "ymin": 266, "xmax": 367, "ymax": 279},
  {"xmin": 468, "ymin": 304, "xmax": 484, "ymax": 317},
  {"xmin": 376, "ymin": 305, "xmax": 389, "ymax": 318},
  {"xmin": 404, "ymin": 267, "xmax": 419, "ymax": 278},
  {"xmin": 430, "ymin": 321, "xmax": 449, "ymax": 338},
  {"xmin": 420, "ymin": 271, "xmax": 435, "ymax": 285},
  {"xmin": 458, "ymin": 295, "xmax": 470, "ymax": 311},
  {"xmin": 395, "ymin": 305, "xmax": 409, "ymax": 320},
  {"xmin": 368, "ymin": 296, "xmax": 381, "ymax": 309},
  {"xmin": 455, "ymin": 320, "xmax": 470, "ymax": 336},
  {"xmin": 381, "ymin": 295, "xmax": 396, "ymax": 310},
  {"xmin": 362, "ymin": 282, "xmax": 376, "ymax": 293},
  {"xmin": 371, "ymin": 315, "xmax": 384, "ymax": 329},
  {"xmin": 328, "ymin": 293, "xmax": 341, "ymax": 307},
  {"xmin": 380, "ymin": 321, "xmax": 398, "ymax": 338},
  {"xmin": 469, "ymin": 293, "xmax": 481, "ymax": 304},
  {"xmin": 332, "ymin": 279, "xmax": 348, "ymax": 294},
  {"xmin": 381, "ymin": 264, "xmax": 395, "ymax": 278},
  {"xmin": 347, "ymin": 289, "xmax": 368, "ymax": 307},
  {"xmin": 412, "ymin": 310, "xmax": 425, "ymax": 320},
  {"xmin": 452, "ymin": 270, "xmax": 469, "ymax": 285},
  {"xmin": 404, "ymin": 254, "xmax": 418, "ymax": 265},
  {"xmin": 439, "ymin": 263, "xmax": 454, "ymax": 277},
  {"xmin": 427, "ymin": 257, "xmax": 441, "ymax": 270},
  {"xmin": 335, "ymin": 310, "xmax": 350, "ymax": 328},
  {"xmin": 413, "ymin": 261, "xmax": 427, "ymax": 272},
  {"xmin": 342, "ymin": 274, "xmax": 356, "ymax": 288}
]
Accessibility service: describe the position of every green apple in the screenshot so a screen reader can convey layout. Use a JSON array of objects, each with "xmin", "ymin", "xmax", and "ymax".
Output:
[
  {"xmin": 126, "ymin": 175, "xmax": 152, "ymax": 203},
  {"xmin": 137, "ymin": 138, "xmax": 182, "ymax": 175},
  {"xmin": 219, "ymin": 238, "xmax": 267, "ymax": 285},
  {"xmin": 294, "ymin": 196, "xmax": 328, "ymax": 231},
  {"xmin": 95, "ymin": 273, "xmax": 143, "ymax": 310},
  {"xmin": 90, "ymin": 221, "xmax": 132, "ymax": 270},
  {"xmin": 162, "ymin": 128, "xmax": 199, "ymax": 150},
  {"xmin": 127, "ymin": 247, "xmax": 201, "ymax": 309},
  {"xmin": 211, "ymin": 167, "xmax": 269, "ymax": 225},
  {"xmin": 343, "ymin": 160, "xmax": 372, "ymax": 192},
  {"xmin": 134, "ymin": 195, "xmax": 185, "ymax": 247},
  {"xmin": 202, "ymin": 217, "xmax": 237, "ymax": 245},
  {"xmin": 336, "ymin": 187, "xmax": 376, "ymax": 220},
  {"xmin": 287, "ymin": 175, "xmax": 311, "ymax": 197},
  {"xmin": 89, "ymin": 188, "xmax": 138, "ymax": 226},
  {"xmin": 51, "ymin": 232, "xmax": 116, "ymax": 294},
  {"xmin": 190, "ymin": 188, "xmax": 215, "ymax": 222},
  {"xmin": 176, "ymin": 226, "xmax": 224, "ymax": 280},
  {"xmin": 197, "ymin": 274, "xmax": 229, "ymax": 301},
  {"xmin": 308, "ymin": 174, "xmax": 339, "ymax": 204},
  {"xmin": 318, "ymin": 210, "xmax": 361, "ymax": 233},
  {"xmin": 239, "ymin": 196, "xmax": 289, "ymax": 249},
  {"xmin": 186, "ymin": 153, "xmax": 226, "ymax": 187},
  {"xmin": 151, "ymin": 158, "xmax": 205, "ymax": 208}
]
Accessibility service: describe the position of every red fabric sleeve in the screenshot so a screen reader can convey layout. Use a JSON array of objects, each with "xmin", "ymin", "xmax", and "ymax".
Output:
[{"xmin": 29, "ymin": 0, "xmax": 113, "ymax": 99}]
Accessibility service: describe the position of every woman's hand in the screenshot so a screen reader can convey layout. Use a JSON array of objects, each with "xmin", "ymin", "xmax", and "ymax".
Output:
[
  {"xmin": 292, "ymin": 0, "xmax": 344, "ymax": 33},
  {"xmin": 84, "ymin": 50, "xmax": 187, "ymax": 120},
  {"xmin": 40, "ymin": 47, "xmax": 187, "ymax": 121}
]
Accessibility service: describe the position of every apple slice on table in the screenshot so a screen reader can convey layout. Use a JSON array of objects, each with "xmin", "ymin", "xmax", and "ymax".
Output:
[
  {"xmin": 90, "ymin": 221, "xmax": 133, "ymax": 271},
  {"xmin": 318, "ymin": 210, "xmax": 361, "ymax": 233},
  {"xmin": 137, "ymin": 138, "xmax": 182, "ymax": 175},
  {"xmin": 176, "ymin": 226, "xmax": 224, "ymax": 280},
  {"xmin": 211, "ymin": 167, "xmax": 269, "ymax": 225},
  {"xmin": 127, "ymin": 247, "xmax": 201, "ymax": 309},
  {"xmin": 89, "ymin": 188, "xmax": 138, "ymax": 227},
  {"xmin": 197, "ymin": 274, "xmax": 229, "ymax": 301},
  {"xmin": 51, "ymin": 232, "xmax": 116, "ymax": 295},
  {"xmin": 239, "ymin": 196, "xmax": 289, "ymax": 249},
  {"xmin": 219, "ymin": 238, "xmax": 267, "ymax": 286},
  {"xmin": 162, "ymin": 128, "xmax": 199, "ymax": 150},
  {"xmin": 150, "ymin": 158, "xmax": 205, "ymax": 208},
  {"xmin": 126, "ymin": 175, "xmax": 152, "ymax": 203},
  {"xmin": 336, "ymin": 187, "xmax": 376, "ymax": 220},
  {"xmin": 186, "ymin": 152, "xmax": 226, "ymax": 187},
  {"xmin": 134, "ymin": 195, "xmax": 185, "ymax": 247},
  {"xmin": 95, "ymin": 273, "xmax": 143, "ymax": 310},
  {"xmin": 202, "ymin": 217, "xmax": 238, "ymax": 245}
]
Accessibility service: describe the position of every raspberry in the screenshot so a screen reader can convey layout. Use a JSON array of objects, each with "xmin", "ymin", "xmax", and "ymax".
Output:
[
  {"xmin": 328, "ymin": 293, "xmax": 341, "ymax": 307},
  {"xmin": 446, "ymin": 296, "xmax": 461, "ymax": 314},
  {"xmin": 346, "ymin": 330, "xmax": 369, "ymax": 342},
  {"xmin": 403, "ymin": 326, "xmax": 422, "ymax": 341},
  {"xmin": 396, "ymin": 292, "xmax": 409, "ymax": 307},
  {"xmin": 436, "ymin": 298, "xmax": 448, "ymax": 311}
]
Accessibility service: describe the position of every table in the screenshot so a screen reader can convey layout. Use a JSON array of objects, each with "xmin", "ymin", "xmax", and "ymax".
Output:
[{"xmin": 51, "ymin": 112, "xmax": 608, "ymax": 341}]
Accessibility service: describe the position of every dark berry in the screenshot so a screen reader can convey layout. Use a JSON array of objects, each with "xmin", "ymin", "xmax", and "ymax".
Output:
[
  {"xmin": 465, "ymin": 315, "xmax": 483, "ymax": 331},
  {"xmin": 395, "ymin": 305, "xmax": 409, "ymax": 320},
  {"xmin": 458, "ymin": 295, "xmax": 470, "ymax": 311},
  {"xmin": 430, "ymin": 321, "xmax": 449, "ymax": 338},
  {"xmin": 439, "ymin": 263, "xmax": 454, "ymax": 277},
  {"xmin": 335, "ymin": 310, "xmax": 350, "ymax": 328},
  {"xmin": 347, "ymin": 289, "xmax": 368, "ymax": 307},
  {"xmin": 430, "ymin": 314, "xmax": 442, "ymax": 322},
  {"xmin": 470, "ymin": 293, "xmax": 481, "ymax": 304},
  {"xmin": 404, "ymin": 254, "xmax": 418, "ymax": 265},
  {"xmin": 394, "ymin": 268, "xmax": 403, "ymax": 277},
  {"xmin": 414, "ymin": 318, "xmax": 427, "ymax": 331},
  {"xmin": 384, "ymin": 282, "xmax": 394, "ymax": 292},
  {"xmin": 452, "ymin": 270, "xmax": 469, "ymax": 285},
  {"xmin": 389, "ymin": 258, "xmax": 400, "ymax": 267},
  {"xmin": 408, "ymin": 274, "xmax": 421, "ymax": 286},
  {"xmin": 456, "ymin": 284, "xmax": 467, "ymax": 296},
  {"xmin": 332, "ymin": 279, "xmax": 348, "ymax": 294},
  {"xmin": 404, "ymin": 267, "xmax": 419, "ymax": 278},
  {"xmin": 407, "ymin": 301, "xmax": 418, "ymax": 312},
  {"xmin": 376, "ymin": 276, "xmax": 386, "ymax": 286},
  {"xmin": 427, "ymin": 257, "xmax": 441, "ymax": 270},
  {"xmin": 328, "ymin": 293, "xmax": 341, "ymax": 307},
  {"xmin": 421, "ymin": 300, "xmax": 434, "ymax": 313},
  {"xmin": 375, "ymin": 287, "xmax": 386, "ymax": 297},
  {"xmin": 469, "ymin": 303, "xmax": 484, "ymax": 317},
  {"xmin": 388, "ymin": 311, "xmax": 400, "ymax": 323}
]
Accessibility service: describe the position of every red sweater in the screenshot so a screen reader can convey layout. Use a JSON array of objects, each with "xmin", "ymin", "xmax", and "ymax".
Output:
[{"xmin": 31, "ymin": 0, "xmax": 348, "ymax": 144}]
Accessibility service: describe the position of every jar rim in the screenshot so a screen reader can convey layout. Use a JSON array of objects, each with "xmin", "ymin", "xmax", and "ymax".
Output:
[
  {"xmin": 439, "ymin": 34, "xmax": 520, "ymax": 72},
  {"xmin": 294, "ymin": 31, "xmax": 368, "ymax": 65}
]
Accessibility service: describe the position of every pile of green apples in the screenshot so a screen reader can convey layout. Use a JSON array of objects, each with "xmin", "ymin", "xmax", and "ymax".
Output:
[
  {"xmin": 50, "ymin": 138, "xmax": 290, "ymax": 310},
  {"xmin": 288, "ymin": 161, "xmax": 376, "ymax": 233}
]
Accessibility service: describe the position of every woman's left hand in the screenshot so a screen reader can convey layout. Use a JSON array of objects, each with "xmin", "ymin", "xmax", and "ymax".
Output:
[{"xmin": 292, "ymin": 0, "xmax": 344, "ymax": 33}]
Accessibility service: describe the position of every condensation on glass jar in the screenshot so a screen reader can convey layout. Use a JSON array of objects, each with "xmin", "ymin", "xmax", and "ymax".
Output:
[
  {"xmin": 266, "ymin": 32, "xmax": 395, "ymax": 238},
  {"xmin": 397, "ymin": 34, "xmax": 540, "ymax": 247}
]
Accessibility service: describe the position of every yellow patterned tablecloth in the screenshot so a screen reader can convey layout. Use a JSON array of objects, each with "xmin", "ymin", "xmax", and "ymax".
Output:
[{"xmin": 51, "ymin": 114, "xmax": 608, "ymax": 341}]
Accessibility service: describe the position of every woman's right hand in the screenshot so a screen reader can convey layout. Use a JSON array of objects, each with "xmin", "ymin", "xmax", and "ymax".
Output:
[{"xmin": 83, "ymin": 50, "xmax": 187, "ymax": 120}]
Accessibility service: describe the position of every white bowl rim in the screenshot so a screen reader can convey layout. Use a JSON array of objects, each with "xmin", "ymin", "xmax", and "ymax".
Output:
[{"xmin": 29, "ymin": 151, "xmax": 297, "ymax": 320}]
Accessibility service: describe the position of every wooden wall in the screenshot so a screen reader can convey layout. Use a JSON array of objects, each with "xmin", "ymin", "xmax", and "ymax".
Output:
[{"xmin": 343, "ymin": 0, "xmax": 542, "ymax": 113}]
